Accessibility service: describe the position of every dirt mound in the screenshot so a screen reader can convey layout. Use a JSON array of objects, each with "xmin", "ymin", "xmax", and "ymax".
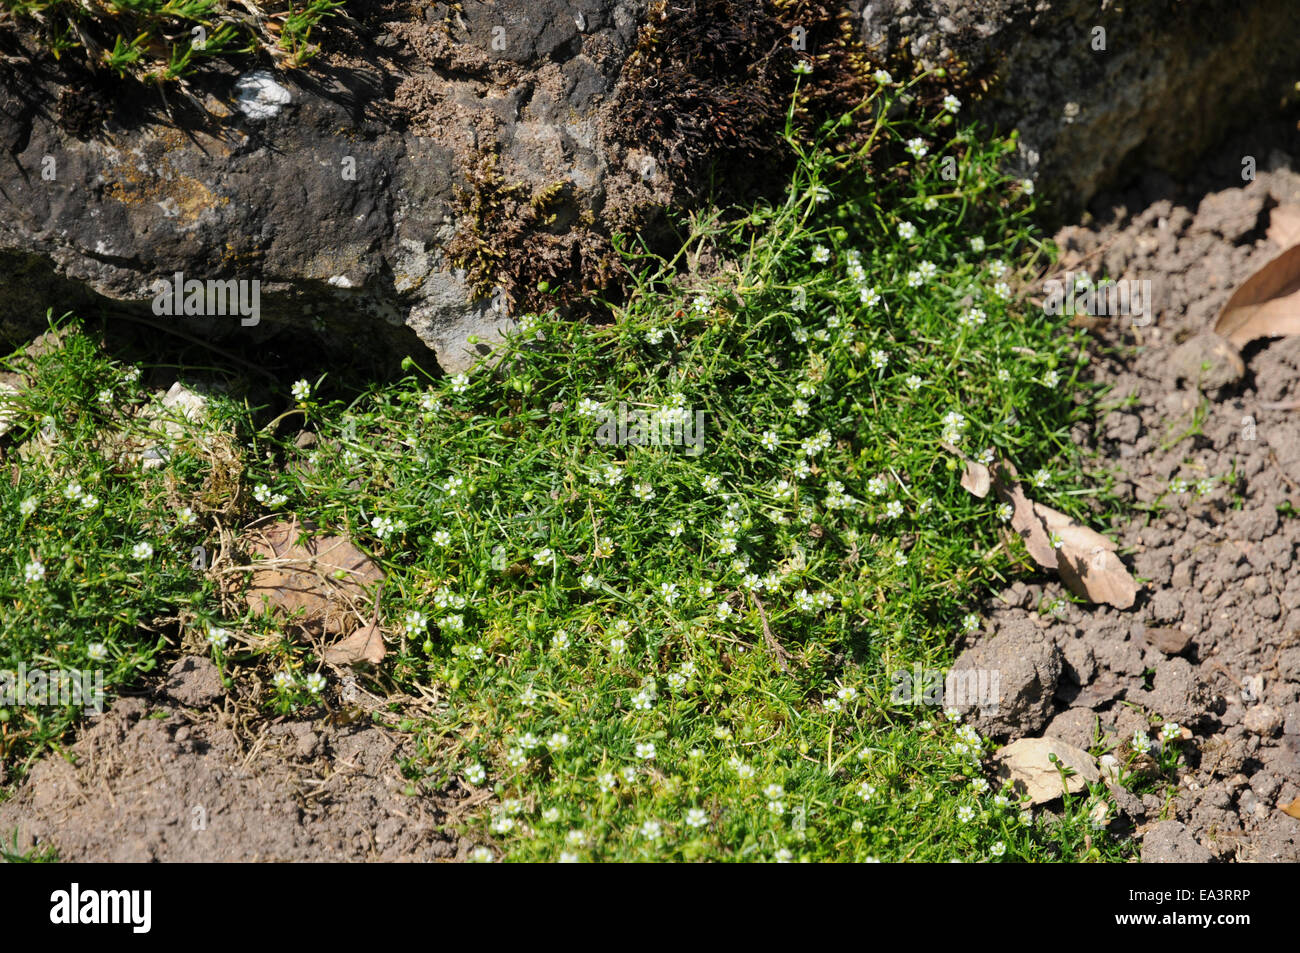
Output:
[
  {"xmin": 963, "ymin": 127, "xmax": 1300, "ymax": 862},
  {"xmin": 0, "ymin": 693, "xmax": 473, "ymax": 862}
]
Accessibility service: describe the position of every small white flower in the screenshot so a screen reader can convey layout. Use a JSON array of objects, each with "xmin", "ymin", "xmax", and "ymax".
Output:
[
  {"xmin": 635, "ymin": 741, "xmax": 656, "ymax": 760},
  {"xmin": 272, "ymin": 671, "xmax": 294, "ymax": 690},
  {"xmin": 640, "ymin": 819, "xmax": 662, "ymax": 840},
  {"xmin": 905, "ymin": 374, "xmax": 923, "ymax": 391},
  {"xmin": 449, "ymin": 373, "xmax": 470, "ymax": 394},
  {"xmin": 549, "ymin": 731, "xmax": 570, "ymax": 750},
  {"xmin": 206, "ymin": 626, "xmax": 230, "ymax": 648},
  {"xmin": 1021, "ymin": 178, "xmax": 1035, "ymax": 195},
  {"xmin": 176, "ymin": 506, "xmax": 195, "ymax": 527},
  {"xmin": 956, "ymin": 805, "xmax": 975, "ymax": 823},
  {"xmin": 305, "ymin": 672, "xmax": 326, "ymax": 694},
  {"xmin": 533, "ymin": 547, "xmax": 556, "ymax": 567},
  {"xmin": 24, "ymin": 560, "xmax": 45, "ymax": 584},
  {"xmin": 87, "ymin": 642, "xmax": 108, "ymax": 662},
  {"xmin": 897, "ymin": 221, "xmax": 917, "ymax": 241},
  {"xmin": 645, "ymin": 327, "xmax": 666, "ymax": 345},
  {"xmin": 811, "ymin": 245, "xmax": 830, "ymax": 264},
  {"xmin": 990, "ymin": 841, "xmax": 1006, "ymax": 857},
  {"xmin": 1042, "ymin": 369, "xmax": 1059, "ymax": 388},
  {"xmin": 131, "ymin": 541, "xmax": 153, "ymax": 561},
  {"xmin": 464, "ymin": 762, "xmax": 487, "ymax": 785},
  {"xmin": 291, "ymin": 379, "xmax": 311, "ymax": 402},
  {"xmin": 873, "ymin": 68, "xmax": 893, "ymax": 84},
  {"xmin": 19, "ymin": 497, "xmax": 38, "ymax": 518},
  {"xmin": 942, "ymin": 94, "xmax": 961, "ymax": 114},
  {"xmin": 1161, "ymin": 722, "xmax": 1181, "ymax": 741},
  {"xmin": 685, "ymin": 808, "xmax": 708, "ymax": 828},
  {"xmin": 793, "ymin": 60, "xmax": 812, "ymax": 75},
  {"xmin": 905, "ymin": 137, "xmax": 928, "ymax": 159},
  {"xmin": 969, "ymin": 236, "xmax": 986, "ymax": 253},
  {"xmin": 404, "ymin": 610, "xmax": 428, "ymax": 635}
]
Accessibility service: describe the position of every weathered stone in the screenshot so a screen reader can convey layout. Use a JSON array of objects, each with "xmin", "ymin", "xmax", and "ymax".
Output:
[
  {"xmin": 992, "ymin": 736, "xmax": 1100, "ymax": 805},
  {"xmin": 854, "ymin": 0, "xmax": 1300, "ymax": 216}
]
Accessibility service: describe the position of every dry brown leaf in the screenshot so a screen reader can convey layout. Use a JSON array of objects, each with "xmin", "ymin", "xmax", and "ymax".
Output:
[
  {"xmin": 1282, "ymin": 796, "xmax": 1300, "ymax": 820},
  {"xmin": 1056, "ymin": 546, "xmax": 1137, "ymax": 609},
  {"xmin": 1267, "ymin": 204, "xmax": 1300, "ymax": 251},
  {"xmin": 1034, "ymin": 501, "xmax": 1118, "ymax": 553},
  {"xmin": 243, "ymin": 518, "xmax": 383, "ymax": 638},
  {"xmin": 324, "ymin": 621, "xmax": 387, "ymax": 666},
  {"xmin": 991, "ymin": 465, "xmax": 1057, "ymax": 569},
  {"xmin": 1214, "ymin": 243, "xmax": 1300, "ymax": 347},
  {"xmin": 960, "ymin": 460, "xmax": 991, "ymax": 498},
  {"xmin": 956, "ymin": 458, "xmax": 1136, "ymax": 609}
]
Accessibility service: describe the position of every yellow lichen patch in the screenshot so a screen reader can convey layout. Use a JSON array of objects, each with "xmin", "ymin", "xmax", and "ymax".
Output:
[{"xmin": 99, "ymin": 128, "xmax": 228, "ymax": 226}]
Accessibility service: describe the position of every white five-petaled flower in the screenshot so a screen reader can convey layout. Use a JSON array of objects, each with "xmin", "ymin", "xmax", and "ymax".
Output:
[
  {"xmin": 131, "ymin": 541, "xmax": 153, "ymax": 561},
  {"xmin": 942, "ymin": 94, "xmax": 961, "ymax": 114},
  {"xmin": 24, "ymin": 560, "xmax": 45, "ymax": 584},
  {"xmin": 905, "ymin": 137, "xmax": 928, "ymax": 159},
  {"xmin": 305, "ymin": 672, "xmax": 326, "ymax": 694},
  {"xmin": 87, "ymin": 642, "xmax": 108, "ymax": 662},
  {"xmin": 291, "ymin": 379, "xmax": 311, "ymax": 402}
]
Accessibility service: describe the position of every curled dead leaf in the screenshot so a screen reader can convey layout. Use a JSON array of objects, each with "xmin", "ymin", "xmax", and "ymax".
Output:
[
  {"xmin": 1214, "ymin": 243, "xmax": 1300, "ymax": 348},
  {"xmin": 955, "ymin": 456, "xmax": 1136, "ymax": 609},
  {"xmin": 242, "ymin": 518, "xmax": 383, "ymax": 638},
  {"xmin": 1282, "ymin": 796, "xmax": 1300, "ymax": 820},
  {"xmin": 961, "ymin": 460, "xmax": 991, "ymax": 498},
  {"xmin": 323, "ymin": 621, "xmax": 387, "ymax": 667}
]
